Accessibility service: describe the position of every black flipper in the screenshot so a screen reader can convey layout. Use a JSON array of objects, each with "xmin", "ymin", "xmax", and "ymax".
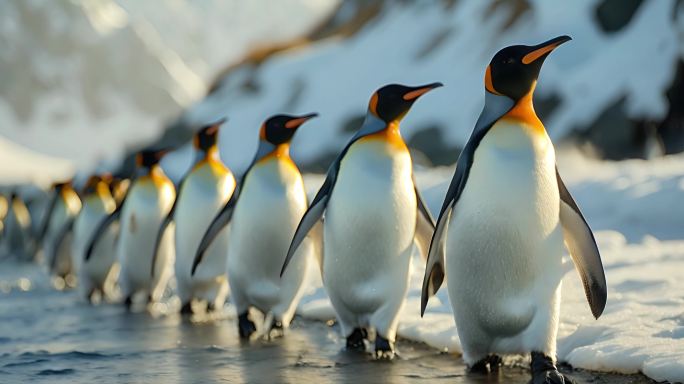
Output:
[
  {"xmin": 556, "ymin": 168, "xmax": 607, "ymax": 319},
  {"xmin": 150, "ymin": 168, "xmax": 195, "ymax": 277},
  {"xmin": 50, "ymin": 217, "xmax": 75, "ymax": 272},
  {"xmin": 191, "ymin": 186, "xmax": 239, "ymax": 275},
  {"xmin": 413, "ymin": 178, "xmax": 435, "ymax": 262},
  {"xmin": 421, "ymin": 92, "xmax": 515, "ymax": 317},
  {"xmin": 279, "ymin": 135, "xmax": 364, "ymax": 277},
  {"xmin": 84, "ymin": 209, "xmax": 120, "ymax": 262},
  {"xmin": 34, "ymin": 191, "xmax": 58, "ymax": 254}
]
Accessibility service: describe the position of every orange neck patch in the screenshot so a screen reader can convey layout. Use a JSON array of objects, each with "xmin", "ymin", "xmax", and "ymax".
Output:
[
  {"xmin": 257, "ymin": 143, "xmax": 297, "ymax": 170},
  {"xmin": 501, "ymin": 82, "xmax": 544, "ymax": 133},
  {"xmin": 360, "ymin": 121, "xmax": 408, "ymax": 152}
]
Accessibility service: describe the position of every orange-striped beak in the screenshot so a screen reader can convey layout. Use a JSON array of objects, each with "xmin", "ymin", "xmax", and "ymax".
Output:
[
  {"xmin": 285, "ymin": 113, "xmax": 319, "ymax": 129},
  {"xmin": 522, "ymin": 35, "xmax": 571, "ymax": 65},
  {"xmin": 402, "ymin": 82, "xmax": 444, "ymax": 101}
]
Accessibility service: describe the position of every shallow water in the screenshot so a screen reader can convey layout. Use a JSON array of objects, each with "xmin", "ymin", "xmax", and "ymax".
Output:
[{"xmin": 0, "ymin": 261, "xmax": 655, "ymax": 384}]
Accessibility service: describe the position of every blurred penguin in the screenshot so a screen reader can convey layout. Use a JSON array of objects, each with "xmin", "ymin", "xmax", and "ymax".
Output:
[
  {"xmin": 158, "ymin": 120, "xmax": 234, "ymax": 315},
  {"xmin": 71, "ymin": 175, "xmax": 119, "ymax": 303},
  {"xmin": 86, "ymin": 149, "xmax": 176, "ymax": 310},
  {"xmin": 192, "ymin": 113, "xmax": 318, "ymax": 337},
  {"xmin": 39, "ymin": 181, "xmax": 81, "ymax": 287},
  {"xmin": 1, "ymin": 191, "xmax": 32, "ymax": 260}
]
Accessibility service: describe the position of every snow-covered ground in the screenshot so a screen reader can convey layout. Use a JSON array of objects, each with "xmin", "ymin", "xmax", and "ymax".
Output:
[{"xmin": 294, "ymin": 150, "xmax": 684, "ymax": 383}]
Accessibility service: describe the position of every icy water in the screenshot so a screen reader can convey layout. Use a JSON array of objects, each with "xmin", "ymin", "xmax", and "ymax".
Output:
[{"xmin": 0, "ymin": 262, "xmax": 655, "ymax": 384}]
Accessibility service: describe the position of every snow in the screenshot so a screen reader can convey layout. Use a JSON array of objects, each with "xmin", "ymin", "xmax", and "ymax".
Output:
[
  {"xmin": 294, "ymin": 150, "xmax": 684, "ymax": 383},
  {"xmin": 184, "ymin": 0, "xmax": 684, "ymax": 174}
]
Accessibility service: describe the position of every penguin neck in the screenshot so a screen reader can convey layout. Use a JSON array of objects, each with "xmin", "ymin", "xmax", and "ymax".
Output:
[
  {"xmin": 200, "ymin": 145, "xmax": 221, "ymax": 164},
  {"xmin": 145, "ymin": 164, "xmax": 168, "ymax": 186},
  {"xmin": 255, "ymin": 140, "xmax": 294, "ymax": 166},
  {"xmin": 502, "ymin": 81, "xmax": 544, "ymax": 133},
  {"xmin": 357, "ymin": 112, "xmax": 406, "ymax": 151}
]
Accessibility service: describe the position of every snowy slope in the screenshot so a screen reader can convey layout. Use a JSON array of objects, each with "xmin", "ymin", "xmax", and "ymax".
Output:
[
  {"xmin": 0, "ymin": 0, "xmax": 338, "ymax": 182},
  {"xmin": 182, "ymin": 0, "xmax": 684, "ymax": 174},
  {"xmin": 293, "ymin": 151, "xmax": 684, "ymax": 383}
]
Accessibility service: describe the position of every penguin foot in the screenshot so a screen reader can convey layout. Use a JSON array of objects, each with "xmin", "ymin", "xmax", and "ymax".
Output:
[
  {"xmin": 238, "ymin": 312, "xmax": 257, "ymax": 339},
  {"xmin": 124, "ymin": 295, "xmax": 133, "ymax": 312},
  {"xmin": 345, "ymin": 328, "xmax": 367, "ymax": 351},
  {"xmin": 267, "ymin": 320, "xmax": 284, "ymax": 340},
  {"xmin": 469, "ymin": 354, "xmax": 503, "ymax": 373},
  {"xmin": 530, "ymin": 352, "xmax": 575, "ymax": 384},
  {"xmin": 374, "ymin": 334, "xmax": 394, "ymax": 360},
  {"xmin": 180, "ymin": 302, "xmax": 193, "ymax": 315}
]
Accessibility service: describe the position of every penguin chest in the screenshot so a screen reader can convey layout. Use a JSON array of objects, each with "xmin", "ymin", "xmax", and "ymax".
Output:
[
  {"xmin": 229, "ymin": 160, "xmax": 308, "ymax": 295},
  {"xmin": 119, "ymin": 181, "xmax": 175, "ymax": 279},
  {"xmin": 446, "ymin": 120, "xmax": 564, "ymax": 335},
  {"xmin": 324, "ymin": 140, "xmax": 416, "ymax": 303},
  {"xmin": 175, "ymin": 165, "xmax": 235, "ymax": 277}
]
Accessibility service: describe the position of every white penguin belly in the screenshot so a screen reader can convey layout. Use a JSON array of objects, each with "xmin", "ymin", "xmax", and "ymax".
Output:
[
  {"xmin": 228, "ymin": 160, "xmax": 309, "ymax": 319},
  {"xmin": 446, "ymin": 121, "xmax": 564, "ymax": 357},
  {"xmin": 73, "ymin": 197, "xmax": 118, "ymax": 293},
  {"xmin": 324, "ymin": 140, "xmax": 415, "ymax": 327},
  {"xmin": 118, "ymin": 182, "xmax": 175, "ymax": 296},
  {"xmin": 174, "ymin": 167, "xmax": 234, "ymax": 299}
]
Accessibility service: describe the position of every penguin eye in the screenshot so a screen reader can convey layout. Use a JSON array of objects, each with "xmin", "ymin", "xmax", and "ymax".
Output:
[{"xmin": 503, "ymin": 57, "xmax": 516, "ymax": 65}]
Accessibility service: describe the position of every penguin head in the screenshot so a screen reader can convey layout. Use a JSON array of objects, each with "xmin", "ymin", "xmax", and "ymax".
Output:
[
  {"xmin": 485, "ymin": 35, "xmax": 571, "ymax": 100},
  {"xmin": 194, "ymin": 118, "xmax": 226, "ymax": 152},
  {"xmin": 260, "ymin": 113, "xmax": 318, "ymax": 145},
  {"xmin": 82, "ymin": 175, "xmax": 104, "ymax": 195},
  {"xmin": 136, "ymin": 149, "xmax": 169, "ymax": 169},
  {"xmin": 368, "ymin": 83, "xmax": 443, "ymax": 123}
]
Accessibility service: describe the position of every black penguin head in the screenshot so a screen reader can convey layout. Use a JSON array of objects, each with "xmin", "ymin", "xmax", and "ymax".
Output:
[
  {"xmin": 136, "ymin": 149, "xmax": 169, "ymax": 168},
  {"xmin": 369, "ymin": 83, "xmax": 443, "ymax": 123},
  {"xmin": 260, "ymin": 113, "xmax": 318, "ymax": 145},
  {"xmin": 82, "ymin": 176, "xmax": 103, "ymax": 195},
  {"xmin": 486, "ymin": 35, "xmax": 571, "ymax": 100},
  {"xmin": 194, "ymin": 118, "xmax": 226, "ymax": 152}
]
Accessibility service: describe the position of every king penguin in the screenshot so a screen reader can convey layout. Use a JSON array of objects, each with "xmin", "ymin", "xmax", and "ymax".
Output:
[
  {"xmin": 86, "ymin": 149, "xmax": 176, "ymax": 310},
  {"xmin": 281, "ymin": 83, "xmax": 441, "ymax": 358},
  {"xmin": 1, "ymin": 191, "xmax": 32, "ymax": 260},
  {"xmin": 71, "ymin": 175, "xmax": 119, "ymax": 303},
  {"xmin": 39, "ymin": 181, "xmax": 81, "ymax": 286},
  {"xmin": 163, "ymin": 120, "xmax": 235, "ymax": 315},
  {"xmin": 192, "ymin": 113, "xmax": 318, "ymax": 338},
  {"xmin": 420, "ymin": 36, "xmax": 607, "ymax": 383}
]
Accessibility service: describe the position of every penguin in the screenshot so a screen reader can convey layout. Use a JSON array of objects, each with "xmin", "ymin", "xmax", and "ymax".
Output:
[
  {"xmin": 71, "ymin": 175, "xmax": 119, "ymax": 302},
  {"xmin": 1, "ymin": 191, "xmax": 32, "ymax": 260},
  {"xmin": 40, "ymin": 181, "xmax": 81, "ymax": 285},
  {"xmin": 85, "ymin": 149, "xmax": 176, "ymax": 310},
  {"xmin": 281, "ymin": 83, "xmax": 441, "ymax": 358},
  {"xmin": 192, "ymin": 113, "xmax": 318, "ymax": 338},
  {"xmin": 420, "ymin": 36, "xmax": 607, "ymax": 384},
  {"xmin": 162, "ymin": 120, "xmax": 235, "ymax": 315}
]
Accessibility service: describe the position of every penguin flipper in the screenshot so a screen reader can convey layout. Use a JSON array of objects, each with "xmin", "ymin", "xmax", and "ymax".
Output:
[
  {"xmin": 85, "ymin": 209, "xmax": 120, "ymax": 261},
  {"xmin": 50, "ymin": 217, "xmax": 75, "ymax": 271},
  {"xmin": 413, "ymin": 180, "xmax": 435, "ymax": 262},
  {"xmin": 556, "ymin": 168, "xmax": 607, "ymax": 319},
  {"xmin": 281, "ymin": 177, "xmax": 331, "ymax": 277},
  {"xmin": 191, "ymin": 191, "xmax": 239, "ymax": 275}
]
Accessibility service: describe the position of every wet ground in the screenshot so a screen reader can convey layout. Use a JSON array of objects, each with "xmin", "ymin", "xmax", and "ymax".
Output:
[{"xmin": 0, "ymin": 261, "xmax": 655, "ymax": 384}]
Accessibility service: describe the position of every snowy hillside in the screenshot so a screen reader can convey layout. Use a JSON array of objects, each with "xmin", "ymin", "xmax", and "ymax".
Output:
[
  {"xmin": 293, "ymin": 150, "xmax": 684, "ymax": 383},
  {"xmin": 0, "ymin": 0, "xmax": 338, "ymax": 181},
  {"xmin": 181, "ymin": 0, "xmax": 684, "ymax": 175}
]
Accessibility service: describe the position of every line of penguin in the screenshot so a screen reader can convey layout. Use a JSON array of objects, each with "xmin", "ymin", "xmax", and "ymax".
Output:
[{"xmin": 3, "ymin": 36, "xmax": 607, "ymax": 384}]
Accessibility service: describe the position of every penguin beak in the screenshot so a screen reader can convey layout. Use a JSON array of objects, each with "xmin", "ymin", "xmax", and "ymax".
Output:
[
  {"xmin": 285, "ymin": 113, "xmax": 319, "ymax": 129},
  {"xmin": 522, "ymin": 35, "xmax": 571, "ymax": 65},
  {"xmin": 402, "ymin": 82, "xmax": 444, "ymax": 101}
]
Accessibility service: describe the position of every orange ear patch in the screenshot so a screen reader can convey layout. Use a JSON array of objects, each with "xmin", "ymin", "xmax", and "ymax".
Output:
[
  {"xmin": 485, "ymin": 66, "xmax": 502, "ymax": 95},
  {"xmin": 369, "ymin": 92, "xmax": 379, "ymax": 115},
  {"xmin": 259, "ymin": 123, "xmax": 267, "ymax": 140}
]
